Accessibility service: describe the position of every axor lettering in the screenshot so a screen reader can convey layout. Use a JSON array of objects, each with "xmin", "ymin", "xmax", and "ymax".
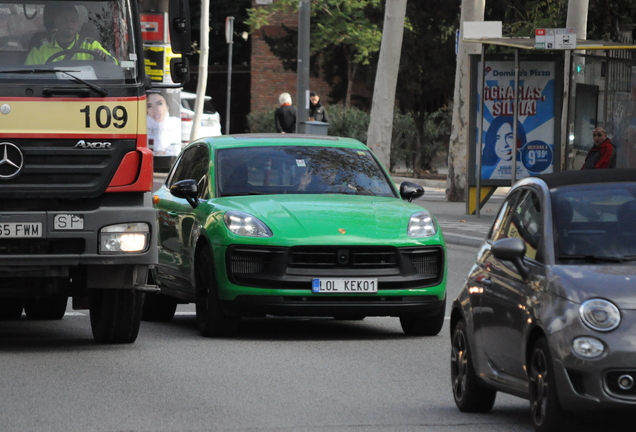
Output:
[{"xmin": 74, "ymin": 140, "xmax": 112, "ymax": 149}]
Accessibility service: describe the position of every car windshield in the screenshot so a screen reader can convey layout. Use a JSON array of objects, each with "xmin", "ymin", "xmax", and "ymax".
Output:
[
  {"xmin": 216, "ymin": 145, "xmax": 396, "ymax": 198},
  {"xmin": 552, "ymin": 182, "xmax": 636, "ymax": 262},
  {"xmin": 0, "ymin": 0, "xmax": 139, "ymax": 83}
]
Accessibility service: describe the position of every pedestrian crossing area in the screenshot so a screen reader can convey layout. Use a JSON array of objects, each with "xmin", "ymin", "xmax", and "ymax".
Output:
[{"xmin": 437, "ymin": 220, "xmax": 492, "ymax": 235}]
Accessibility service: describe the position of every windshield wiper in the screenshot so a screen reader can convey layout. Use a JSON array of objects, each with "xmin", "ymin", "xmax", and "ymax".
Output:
[
  {"xmin": 558, "ymin": 254, "xmax": 624, "ymax": 263},
  {"xmin": 0, "ymin": 69, "xmax": 107, "ymax": 96}
]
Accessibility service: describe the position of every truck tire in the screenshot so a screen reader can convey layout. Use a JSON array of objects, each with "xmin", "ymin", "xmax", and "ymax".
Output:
[
  {"xmin": 0, "ymin": 299, "xmax": 23, "ymax": 320},
  {"xmin": 89, "ymin": 289, "xmax": 143, "ymax": 344},
  {"xmin": 24, "ymin": 295, "xmax": 68, "ymax": 320}
]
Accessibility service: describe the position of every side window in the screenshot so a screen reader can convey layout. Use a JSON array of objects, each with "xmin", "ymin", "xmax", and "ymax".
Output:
[
  {"xmin": 509, "ymin": 190, "xmax": 543, "ymax": 260},
  {"xmin": 489, "ymin": 191, "xmax": 521, "ymax": 242},
  {"xmin": 168, "ymin": 145, "xmax": 210, "ymax": 199}
]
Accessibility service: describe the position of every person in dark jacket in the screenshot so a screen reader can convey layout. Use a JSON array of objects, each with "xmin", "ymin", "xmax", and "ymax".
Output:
[
  {"xmin": 582, "ymin": 127, "xmax": 617, "ymax": 169},
  {"xmin": 275, "ymin": 92, "xmax": 297, "ymax": 133},
  {"xmin": 308, "ymin": 92, "xmax": 329, "ymax": 123}
]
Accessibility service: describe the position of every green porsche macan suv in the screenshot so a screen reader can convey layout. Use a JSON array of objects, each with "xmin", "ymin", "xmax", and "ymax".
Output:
[{"xmin": 146, "ymin": 134, "xmax": 447, "ymax": 336}]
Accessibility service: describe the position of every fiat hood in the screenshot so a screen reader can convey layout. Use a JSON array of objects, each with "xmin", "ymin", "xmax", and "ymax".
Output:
[
  {"xmin": 549, "ymin": 265, "xmax": 636, "ymax": 309},
  {"xmin": 214, "ymin": 194, "xmax": 442, "ymax": 245}
]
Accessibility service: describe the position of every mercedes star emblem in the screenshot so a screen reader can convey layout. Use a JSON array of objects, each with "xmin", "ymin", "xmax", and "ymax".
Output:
[{"xmin": 0, "ymin": 142, "xmax": 24, "ymax": 180}]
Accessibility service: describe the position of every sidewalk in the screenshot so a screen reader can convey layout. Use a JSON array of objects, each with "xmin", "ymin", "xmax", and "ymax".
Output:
[{"xmin": 391, "ymin": 174, "xmax": 506, "ymax": 248}]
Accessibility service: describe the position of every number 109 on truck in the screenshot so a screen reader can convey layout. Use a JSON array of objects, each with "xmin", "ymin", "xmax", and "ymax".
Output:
[{"xmin": 0, "ymin": 0, "xmax": 192, "ymax": 343}]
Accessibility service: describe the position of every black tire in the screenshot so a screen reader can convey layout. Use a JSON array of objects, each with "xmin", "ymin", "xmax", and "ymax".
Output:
[
  {"xmin": 399, "ymin": 298, "xmax": 446, "ymax": 336},
  {"xmin": 195, "ymin": 247, "xmax": 239, "ymax": 337},
  {"xmin": 529, "ymin": 338, "xmax": 571, "ymax": 432},
  {"xmin": 0, "ymin": 299, "xmax": 23, "ymax": 320},
  {"xmin": 24, "ymin": 295, "xmax": 68, "ymax": 320},
  {"xmin": 89, "ymin": 289, "xmax": 143, "ymax": 344},
  {"xmin": 450, "ymin": 319, "xmax": 497, "ymax": 412},
  {"xmin": 141, "ymin": 294, "xmax": 177, "ymax": 322}
]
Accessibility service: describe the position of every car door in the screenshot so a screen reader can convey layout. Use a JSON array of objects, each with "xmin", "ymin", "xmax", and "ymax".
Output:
[
  {"xmin": 156, "ymin": 144, "xmax": 210, "ymax": 292},
  {"xmin": 479, "ymin": 188, "xmax": 546, "ymax": 379}
]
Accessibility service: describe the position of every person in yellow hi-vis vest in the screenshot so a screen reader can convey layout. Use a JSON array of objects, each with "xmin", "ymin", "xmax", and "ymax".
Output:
[{"xmin": 25, "ymin": 3, "xmax": 114, "ymax": 65}]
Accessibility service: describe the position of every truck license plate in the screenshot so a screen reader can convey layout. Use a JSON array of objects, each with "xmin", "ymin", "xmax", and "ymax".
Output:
[
  {"xmin": 311, "ymin": 278, "xmax": 378, "ymax": 293},
  {"xmin": 0, "ymin": 222, "xmax": 42, "ymax": 238}
]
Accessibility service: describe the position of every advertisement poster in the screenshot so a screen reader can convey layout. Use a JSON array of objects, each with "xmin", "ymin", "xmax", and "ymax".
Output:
[
  {"xmin": 477, "ymin": 60, "xmax": 556, "ymax": 180},
  {"xmin": 146, "ymin": 89, "xmax": 182, "ymax": 157}
]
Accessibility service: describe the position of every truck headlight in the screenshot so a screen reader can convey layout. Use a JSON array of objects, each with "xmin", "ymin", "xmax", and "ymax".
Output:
[
  {"xmin": 224, "ymin": 211, "xmax": 272, "ymax": 237},
  {"xmin": 408, "ymin": 211, "xmax": 437, "ymax": 238},
  {"xmin": 579, "ymin": 299, "xmax": 621, "ymax": 332},
  {"xmin": 100, "ymin": 223, "xmax": 150, "ymax": 254}
]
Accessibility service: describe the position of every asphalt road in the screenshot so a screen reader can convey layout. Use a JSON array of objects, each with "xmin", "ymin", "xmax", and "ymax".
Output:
[
  {"xmin": 2, "ymin": 244, "xmax": 632, "ymax": 432},
  {"xmin": 1, "ymin": 244, "xmax": 536, "ymax": 432}
]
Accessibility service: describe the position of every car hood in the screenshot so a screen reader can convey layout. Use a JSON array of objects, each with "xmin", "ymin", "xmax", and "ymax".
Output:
[
  {"xmin": 549, "ymin": 265, "xmax": 636, "ymax": 309},
  {"xmin": 212, "ymin": 194, "xmax": 443, "ymax": 245}
]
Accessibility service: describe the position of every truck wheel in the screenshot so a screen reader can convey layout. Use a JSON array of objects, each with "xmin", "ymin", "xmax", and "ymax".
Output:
[
  {"xmin": 89, "ymin": 289, "xmax": 143, "ymax": 344},
  {"xmin": 195, "ymin": 248, "xmax": 239, "ymax": 337},
  {"xmin": 399, "ymin": 298, "xmax": 446, "ymax": 336},
  {"xmin": 24, "ymin": 295, "xmax": 68, "ymax": 320},
  {"xmin": 142, "ymin": 294, "xmax": 177, "ymax": 322},
  {"xmin": 0, "ymin": 299, "xmax": 23, "ymax": 320}
]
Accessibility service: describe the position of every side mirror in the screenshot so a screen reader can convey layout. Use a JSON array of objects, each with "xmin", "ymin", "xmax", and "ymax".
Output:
[
  {"xmin": 168, "ymin": 0, "xmax": 192, "ymax": 55},
  {"xmin": 399, "ymin": 181, "xmax": 425, "ymax": 202},
  {"xmin": 170, "ymin": 179, "xmax": 199, "ymax": 208},
  {"xmin": 169, "ymin": 56, "xmax": 190, "ymax": 84},
  {"xmin": 491, "ymin": 237, "xmax": 530, "ymax": 279}
]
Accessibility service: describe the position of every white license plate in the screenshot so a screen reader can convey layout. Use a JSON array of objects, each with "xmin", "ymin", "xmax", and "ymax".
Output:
[
  {"xmin": 0, "ymin": 222, "xmax": 42, "ymax": 238},
  {"xmin": 311, "ymin": 278, "xmax": 378, "ymax": 293}
]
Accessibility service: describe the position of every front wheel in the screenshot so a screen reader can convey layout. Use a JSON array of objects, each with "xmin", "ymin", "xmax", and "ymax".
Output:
[
  {"xmin": 450, "ymin": 319, "xmax": 496, "ymax": 412},
  {"xmin": 89, "ymin": 289, "xmax": 143, "ymax": 344},
  {"xmin": 195, "ymin": 248, "xmax": 239, "ymax": 337},
  {"xmin": 399, "ymin": 298, "xmax": 446, "ymax": 336},
  {"xmin": 529, "ymin": 337, "xmax": 571, "ymax": 432},
  {"xmin": 24, "ymin": 295, "xmax": 68, "ymax": 320}
]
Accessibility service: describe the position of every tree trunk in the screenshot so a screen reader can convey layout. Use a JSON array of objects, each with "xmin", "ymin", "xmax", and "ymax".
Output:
[
  {"xmin": 367, "ymin": 0, "xmax": 408, "ymax": 169},
  {"xmin": 446, "ymin": 0, "xmax": 485, "ymax": 202}
]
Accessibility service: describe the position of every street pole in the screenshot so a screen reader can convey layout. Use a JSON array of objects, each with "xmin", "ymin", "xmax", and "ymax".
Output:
[
  {"xmin": 190, "ymin": 0, "xmax": 209, "ymax": 142},
  {"xmin": 296, "ymin": 0, "xmax": 310, "ymax": 132},
  {"xmin": 225, "ymin": 16, "xmax": 234, "ymax": 135}
]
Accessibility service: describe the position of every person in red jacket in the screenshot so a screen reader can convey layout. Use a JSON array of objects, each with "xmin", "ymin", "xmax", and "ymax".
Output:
[{"xmin": 582, "ymin": 127, "xmax": 617, "ymax": 169}]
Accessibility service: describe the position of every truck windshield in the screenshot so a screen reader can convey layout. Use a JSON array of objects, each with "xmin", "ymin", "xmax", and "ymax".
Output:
[{"xmin": 0, "ymin": 0, "xmax": 139, "ymax": 83}]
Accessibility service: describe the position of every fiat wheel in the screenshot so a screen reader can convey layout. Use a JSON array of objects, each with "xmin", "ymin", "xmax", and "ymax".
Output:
[
  {"xmin": 529, "ymin": 337, "xmax": 571, "ymax": 432},
  {"xmin": 450, "ymin": 319, "xmax": 496, "ymax": 412}
]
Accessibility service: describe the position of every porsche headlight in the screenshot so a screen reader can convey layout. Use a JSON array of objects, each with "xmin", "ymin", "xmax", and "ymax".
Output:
[
  {"xmin": 408, "ymin": 211, "xmax": 437, "ymax": 238},
  {"xmin": 579, "ymin": 299, "xmax": 621, "ymax": 332},
  {"xmin": 224, "ymin": 211, "xmax": 272, "ymax": 237}
]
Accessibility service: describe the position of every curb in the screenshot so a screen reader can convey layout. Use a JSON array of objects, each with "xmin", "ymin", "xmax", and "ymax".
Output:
[{"xmin": 443, "ymin": 233, "xmax": 486, "ymax": 248}]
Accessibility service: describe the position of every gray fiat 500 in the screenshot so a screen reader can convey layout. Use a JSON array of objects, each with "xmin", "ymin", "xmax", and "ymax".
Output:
[{"xmin": 449, "ymin": 169, "xmax": 636, "ymax": 432}]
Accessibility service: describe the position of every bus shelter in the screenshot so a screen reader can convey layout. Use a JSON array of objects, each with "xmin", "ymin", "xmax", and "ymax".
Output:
[{"xmin": 463, "ymin": 35, "xmax": 636, "ymax": 216}]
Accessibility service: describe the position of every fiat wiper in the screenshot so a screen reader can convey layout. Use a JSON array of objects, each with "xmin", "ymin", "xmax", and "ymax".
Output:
[
  {"xmin": 558, "ymin": 254, "xmax": 623, "ymax": 263},
  {"xmin": 0, "ymin": 69, "xmax": 107, "ymax": 96}
]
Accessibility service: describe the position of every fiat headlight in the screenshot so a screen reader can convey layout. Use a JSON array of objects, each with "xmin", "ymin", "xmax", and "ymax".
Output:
[
  {"xmin": 408, "ymin": 211, "xmax": 437, "ymax": 238},
  {"xmin": 579, "ymin": 299, "xmax": 621, "ymax": 332},
  {"xmin": 100, "ymin": 223, "xmax": 150, "ymax": 253},
  {"xmin": 572, "ymin": 337, "xmax": 605, "ymax": 359},
  {"xmin": 224, "ymin": 211, "xmax": 272, "ymax": 237}
]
